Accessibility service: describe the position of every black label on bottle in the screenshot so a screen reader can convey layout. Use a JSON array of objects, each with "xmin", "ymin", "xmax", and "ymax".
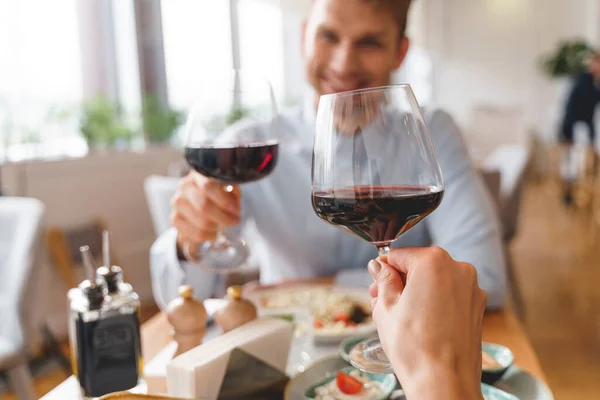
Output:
[{"xmin": 76, "ymin": 312, "xmax": 141, "ymax": 397}]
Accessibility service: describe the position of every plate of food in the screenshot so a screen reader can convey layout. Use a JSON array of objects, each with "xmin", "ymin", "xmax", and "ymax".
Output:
[
  {"xmin": 304, "ymin": 366, "xmax": 397, "ymax": 400},
  {"xmin": 246, "ymin": 285, "xmax": 375, "ymax": 344},
  {"xmin": 286, "ymin": 355, "xmax": 554, "ymax": 400}
]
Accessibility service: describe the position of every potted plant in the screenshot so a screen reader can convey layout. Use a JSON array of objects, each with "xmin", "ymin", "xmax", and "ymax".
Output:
[
  {"xmin": 79, "ymin": 95, "xmax": 137, "ymax": 151},
  {"xmin": 141, "ymin": 95, "xmax": 184, "ymax": 144},
  {"xmin": 540, "ymin": 39, "xmax": 595, "ymax": 80}
]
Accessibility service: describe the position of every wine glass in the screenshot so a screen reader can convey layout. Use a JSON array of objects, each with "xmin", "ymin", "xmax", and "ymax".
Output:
[
  {"xmin": 311, "ymin": 84, "xmax": 444, "ymax": 374},
  {"xmin": 183, "ymin": 70, "xmax": 279, "ymax": 272}
]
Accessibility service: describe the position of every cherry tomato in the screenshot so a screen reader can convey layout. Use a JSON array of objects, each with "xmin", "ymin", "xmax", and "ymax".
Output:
[
  {"xmin": 334, "ymin": 312, "xmax": 350, "ymax": 324},
  {"xmin": 313, "ymin": 319, "xmax": 324, "ymax": 329},
  {"xmin": 336, "ymin": 371, "xmax": 363, "ymax": 395}
]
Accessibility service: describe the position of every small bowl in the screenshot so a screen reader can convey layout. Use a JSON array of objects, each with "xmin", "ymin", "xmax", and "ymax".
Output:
[
  {"xmin": 481, "ymin": 383, "xmax": 519, "ymax": 399},
  {"xmin": 481, "ymin": 342, "xmax": 515, "ymax": 385},
  {"xmin": 338, "ymin": 335, "xmax": 369, "ymax": 363},
  {"xmin": 304, "ymin": 366, "xmax": 397, "ymax": 400}
]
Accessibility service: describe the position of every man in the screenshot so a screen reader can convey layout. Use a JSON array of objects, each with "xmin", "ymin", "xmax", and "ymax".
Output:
[
  {"xmin": 150, "ymin": 0, "xmax": 506, "ymax": 310},
  {"xmin": 559, "ymin": 53, "xmax": 600, "ymax": 204}
]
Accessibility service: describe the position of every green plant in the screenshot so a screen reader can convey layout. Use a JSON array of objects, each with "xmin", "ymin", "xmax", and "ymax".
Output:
[
  {"xmin": 202, "ymin": 106, "xmax": 251, "ymax": 137},
  {"xmin": 142, "ymin": 95, "xmax": 184, "ymax": 143},
  {"xmin": 540, "ymin": 39, "xmax": 595, "ymax": 79},
  {"xmin": 79, "ymin": 96, "xmax": 136, "ymax": 148}
]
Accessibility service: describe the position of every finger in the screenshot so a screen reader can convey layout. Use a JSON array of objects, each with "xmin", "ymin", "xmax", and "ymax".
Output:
[
  {"xmin": 202, "ymin": 200, "xmax": 241, "ymax": 226},
  {"xmin": 377, "ymin": 264, "xmax": 405, "ymax": 308},
  {"xmin": 384, "ymin": 218, "xmax": 401, "ymax": 246},
  {"xmin": 385, "ymin": 247, "xmax": 424, "ymax": 274},
  {"xmin": 172, "ymin": 214, "xmax": 217, "ymax": 243},
  {"xmin": 368, "ymin": 281, "xmax": 378, "ymax": 298},
  {"xmin": 368, "ymin": 259, "xmax": 383, "ymax": 281},
  {"xmin": 191, "ymin": 174, "xmax": 241, "ymax": 214},
  {"xmin": 172, "ymin": 197, "xmax": 219, "ymax": 232},
  {"xmin": 370, "ymin": 297, "xmax": 377, "ymax": 312}
]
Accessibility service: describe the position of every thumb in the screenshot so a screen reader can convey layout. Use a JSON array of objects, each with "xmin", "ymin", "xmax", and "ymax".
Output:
[{"xmin": 377, "ymin": 263, "xmax": 405, "ymax": 308}]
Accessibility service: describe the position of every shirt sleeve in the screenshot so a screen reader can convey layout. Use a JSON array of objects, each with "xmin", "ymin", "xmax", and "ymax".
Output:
[
  {"xmin": 149, "ymin": 228, "xmax": 220, "ymax": 310},
  {"xmin": 426, "ymin": 109, "xmax": 508, "ymax": 310},
  {"xmin": 149, "ymin": 176, "xmax": 256, "ymax": 310}
]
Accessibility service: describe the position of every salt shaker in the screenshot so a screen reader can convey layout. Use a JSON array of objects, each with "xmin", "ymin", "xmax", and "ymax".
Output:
[
  {"xmin": 214, "ymin": 286, "xmax": 258, "ymax": 333},
  {"xmin": 167, "ymin": 285, "xmax": 208, "ymax": 357}
]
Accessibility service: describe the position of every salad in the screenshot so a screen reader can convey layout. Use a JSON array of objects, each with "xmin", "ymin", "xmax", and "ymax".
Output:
[
  {"xmin": 314, "ymin": 370, "xmax": 385, "ymax": 400},
  {"xmin": 258, "ymin": 289, "xmax": 371, "ymax": 332}
]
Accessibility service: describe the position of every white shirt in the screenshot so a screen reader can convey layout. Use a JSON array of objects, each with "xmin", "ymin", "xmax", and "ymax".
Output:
[{"xmin": 150, "ymin": 105, "xmax": 507, "ymax": 310}]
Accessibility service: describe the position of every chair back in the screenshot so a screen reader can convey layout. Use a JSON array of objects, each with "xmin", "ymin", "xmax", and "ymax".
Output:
[
  {"xmin": 144, "ymin": 175, "xmax": 179, "ymax": 237},
  {"xmin": 0, "ymin": 197, "xmax": 45, "ymax": 344}
]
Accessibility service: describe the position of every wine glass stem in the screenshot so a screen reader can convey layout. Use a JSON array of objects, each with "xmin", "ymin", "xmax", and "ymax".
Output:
[
  {"xmin": 214, "ymin": 228, "xmax": 228, "ymax": 246},
  {"xmin": 377, "ymin": 245, "xmax": 390, "ymax": 262},
  {"xmin": 214, "ymin": 184, "xmax": 235, "ymax": 246}
]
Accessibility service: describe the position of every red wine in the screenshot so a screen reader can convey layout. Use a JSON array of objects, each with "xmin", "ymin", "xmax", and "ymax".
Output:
[
  {"xmin": 185, "ymin": 142, "xmax": 279, "ymax": 184},
  {"xmin": 312, "ymin": 186, "xmax": 444, "ymax": 246}
]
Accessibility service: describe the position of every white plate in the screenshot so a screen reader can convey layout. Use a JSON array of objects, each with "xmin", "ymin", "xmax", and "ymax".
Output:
[
  {"xmin": 496, "ymin": 366, "xmax": 554, "ymax": 400},
  {"xmin": 246, "ymin": 285, "xmax": 376, "ymax": 345}
]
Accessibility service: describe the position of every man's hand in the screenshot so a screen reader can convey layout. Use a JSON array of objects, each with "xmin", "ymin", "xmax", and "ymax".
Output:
[{"xmin": 170, "ymin": 171, "xmax": 241, "ymax": 257}]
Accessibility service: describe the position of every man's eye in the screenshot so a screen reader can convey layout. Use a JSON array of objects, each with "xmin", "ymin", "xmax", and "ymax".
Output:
[
  {"xmin": 320, "ymin": 31, "xmax": 338, "ymax": 43},
  {"xmin": 358, "ymin": 38, "xmax": 382, "ymax": 48}
]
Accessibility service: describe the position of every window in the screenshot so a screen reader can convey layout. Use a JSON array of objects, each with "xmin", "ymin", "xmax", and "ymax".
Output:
[
  {"xmin": 237, "ymin": 0, "xmax": 285, "ymax": 102},
  {"xmin": 0, "ymin": 0, "xmax": 85, "ymax": 161},
  {"xmin": 0, "ymin": 0, "xmax": 289, "ymax": 162},
  {"xmin": 161, "ymin": 0, "xmax": 233, "ymax": 111}
]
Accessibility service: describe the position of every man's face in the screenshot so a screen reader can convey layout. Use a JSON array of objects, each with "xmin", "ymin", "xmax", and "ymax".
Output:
[{"xmin": 302, "ymin": 0, "xmax": 409, "ymax": 102}]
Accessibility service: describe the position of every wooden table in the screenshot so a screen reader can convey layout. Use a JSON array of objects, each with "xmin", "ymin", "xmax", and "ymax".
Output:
[{"xmin": 41, "ymin": 308, "xmax": 545, "ymax": 399}]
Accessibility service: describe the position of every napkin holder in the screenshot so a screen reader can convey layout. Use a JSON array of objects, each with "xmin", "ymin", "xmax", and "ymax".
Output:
[{"xmin": 167, "ymin": 318, "xmax": 294, "ymax": 400}]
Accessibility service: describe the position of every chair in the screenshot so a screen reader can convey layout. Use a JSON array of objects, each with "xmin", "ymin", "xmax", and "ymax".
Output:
[
  {"xmin": 0, "ymin": 197, "xmax": 45, "ymax": 400},
  {"xmin": 481, "ymin": 145, "xmax": 531, "ymax": 319},
  {"xmin": 465, "ymin": 104, "xmax": 527, "ymax": 163},
  {"xmin": 46, "ymin": 218, "xmax": 118, "ymax": 291},
  {"xmin": 144, "ymin": 175, "xmax": 180, "ymax": 237}
]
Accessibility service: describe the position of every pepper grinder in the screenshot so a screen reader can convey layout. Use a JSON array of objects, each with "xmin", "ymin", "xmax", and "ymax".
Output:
[
  {"xmin": 167, "ymin": 285, "xmax": 208, "ymax": 357},
  {"xmin": 214, "ymin": 286, "xmax": 258, "ymax": 334}
]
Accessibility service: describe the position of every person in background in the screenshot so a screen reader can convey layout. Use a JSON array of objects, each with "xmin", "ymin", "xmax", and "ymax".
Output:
[
  {"xmin": 368, "ymin": 247, "xmax": 486, "ymax": 400},
  {"xmin": 150, "ymin": 0, "xmax": 507, "ymax": 310},
  {"xmin": 559, "ymin": 52, "xmax": 600, "ymax": 205}
]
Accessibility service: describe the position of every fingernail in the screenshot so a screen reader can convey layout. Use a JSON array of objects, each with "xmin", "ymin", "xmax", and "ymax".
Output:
[{"xmin": 368, "ymin": 259, "xmax": 383, "ymax": 280}]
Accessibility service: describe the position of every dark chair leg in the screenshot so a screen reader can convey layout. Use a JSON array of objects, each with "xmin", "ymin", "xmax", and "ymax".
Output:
[{"xmin": 42, "ymin": 325, "xmax": 71, "ymax": 372}]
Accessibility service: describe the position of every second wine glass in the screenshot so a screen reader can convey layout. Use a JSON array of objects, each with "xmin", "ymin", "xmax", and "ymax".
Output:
[
  {"xmin": 311, "ymin": 84, "xmax": 444, "ymax": 373},
  {"xmin": 183, "ymin": 70, "xmax": 279, "ymax": 272}
]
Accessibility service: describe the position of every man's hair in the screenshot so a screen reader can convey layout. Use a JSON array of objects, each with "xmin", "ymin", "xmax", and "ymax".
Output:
[
  {"xmin": 362, "ymin": 0, "xmax": 413, "ymax": 37},
  {"xmin": 311, "ymin": 0, "xmax": 413, "ymax": 38}
]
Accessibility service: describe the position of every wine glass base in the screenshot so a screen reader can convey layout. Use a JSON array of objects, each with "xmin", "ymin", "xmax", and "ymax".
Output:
[
  {"xmin": 349, "ymin": 336, "xmax": 395, "ymax": 374},
  {"xmin": 196, "ymin": 236, "xmax": 249, "ymax": 273}
]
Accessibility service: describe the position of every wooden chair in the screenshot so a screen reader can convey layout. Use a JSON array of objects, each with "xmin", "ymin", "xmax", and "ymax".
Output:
[{"xmin": 46, "ymin": 219, "xmax": 119, "ymax": 290}]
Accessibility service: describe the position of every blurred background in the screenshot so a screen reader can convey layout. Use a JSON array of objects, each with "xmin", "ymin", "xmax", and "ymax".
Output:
[{"xmin": 0, "ymin": 0, "xmax": 599, "ymax": 399}]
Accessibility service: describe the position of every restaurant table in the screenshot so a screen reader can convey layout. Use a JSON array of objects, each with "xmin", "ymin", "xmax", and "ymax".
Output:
[{"xmin": 40, "ymin": 307, "xmax": 546, "ymax": 399}]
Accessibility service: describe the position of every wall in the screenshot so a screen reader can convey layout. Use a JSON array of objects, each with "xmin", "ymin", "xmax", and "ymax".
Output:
[
  {"xmin": 1, "ymin": 146, "xmax": 181, "ymax": 337},
  {"xmin": 421, "ymin": 0, "xmax": 598, "ymax": 141}
]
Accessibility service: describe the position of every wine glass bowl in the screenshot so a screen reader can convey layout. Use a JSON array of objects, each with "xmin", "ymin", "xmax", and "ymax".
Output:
[
  {"xmin": 183, "ymin": 70, "xmax": 279, "ymax": 272},
  {"xmin": 311, "ymin": 84, "xmax": 444, "ymax": 373}
]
